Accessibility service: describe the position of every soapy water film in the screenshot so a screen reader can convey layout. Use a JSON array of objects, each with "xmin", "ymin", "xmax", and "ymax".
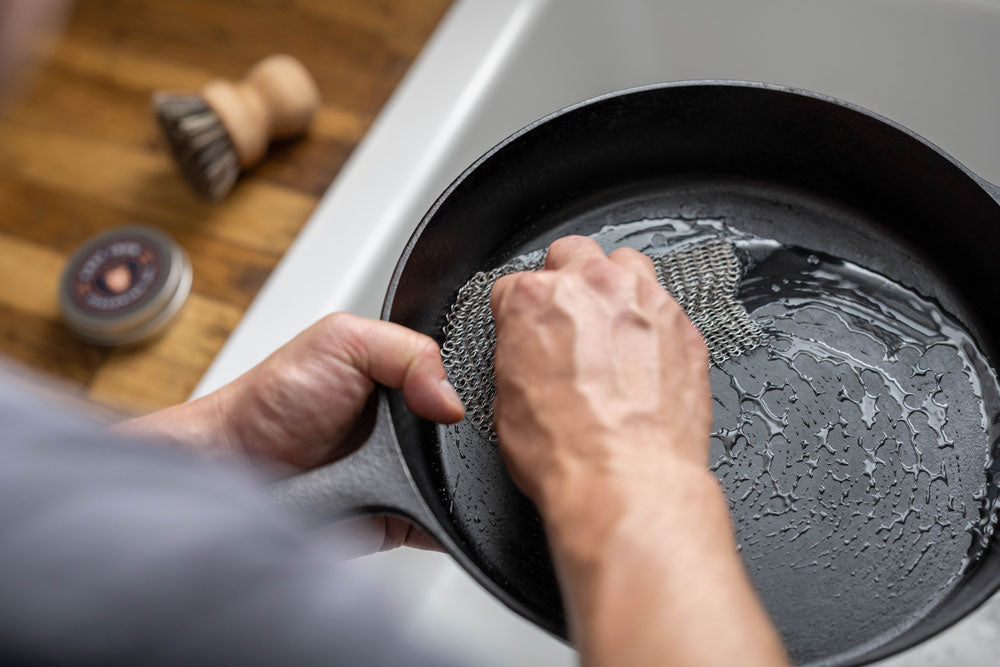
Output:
[{"xmin": 497, "ymin": 218, "xmax": 1000, "ymax": 663}]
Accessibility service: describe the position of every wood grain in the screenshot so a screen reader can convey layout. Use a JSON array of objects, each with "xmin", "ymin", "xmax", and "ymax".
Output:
[{"xmin": 0, "ymin": 0, "xmax": 452, "ymax": 415}]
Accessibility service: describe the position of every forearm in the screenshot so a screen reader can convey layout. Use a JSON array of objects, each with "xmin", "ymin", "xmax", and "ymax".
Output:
[{"xmin": 543, "ymin": 464, "xmax": 788, "ymax": 667}]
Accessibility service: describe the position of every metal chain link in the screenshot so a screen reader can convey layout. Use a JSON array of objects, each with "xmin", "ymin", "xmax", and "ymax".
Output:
[{"xmin": 441, "ymin": 239, "xmax": 764, "ymax": 440}]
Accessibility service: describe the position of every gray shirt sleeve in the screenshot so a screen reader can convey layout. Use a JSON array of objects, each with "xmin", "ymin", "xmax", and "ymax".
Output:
[{"xmin": 0, "ymin": 376, "xmax": 460, "ymax": 667}]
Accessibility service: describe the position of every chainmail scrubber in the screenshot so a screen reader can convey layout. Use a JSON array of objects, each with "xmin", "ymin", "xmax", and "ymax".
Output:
[{"xmin": 441, "ymin": 239, "xmax": 764, "ymax": 440}]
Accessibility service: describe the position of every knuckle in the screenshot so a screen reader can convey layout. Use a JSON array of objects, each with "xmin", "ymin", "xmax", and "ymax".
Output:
[
  {"xmin": 413, "ymin": 332, "xmax": 441, "ymax": 360},
  {"xmin": 493, "ymin": 275, "xmax": 514, "ymax": 291},
  {"xmin": 582, "ymin": 257, "xmax": 619, "ymax": 282},
  {"xmin": 609, "ymin": 246, "xmax": 648, "ymax": 265},
  {"xmin": 546, "ymin": 235, "xmax": 603, "ymax": 267},
  {"xmin": 510, "ymin": 272, "xmax": 551, "ymax": 303},
  {"xmin": 490, "ymin": 275, "xmax": 513, "ymax": 308},
  {"xmin": 319, "ymin": 311, "xmax": 353, "ymax": 331},
  {"xmin": 642, "ymin": 279, "xmax": 670, "ymax": 305},
  {"xmin": 545, "ymin": 238, "xmax": 575, "ymax": 264},
  {"xmin": 657, "ymin": 294, "xmax": 684, "ymax": 317},
  {"xmin": 316, "ymin": 311, "xmax": 363, "ymax": 347},
  {"xmin": 610, "ymin": 247, "xmax": 658, "ymax": 279},
  {"xmin": 312, "ymin": 312, "xmax": 370, "ymax": 364},
  {"xmin": 493, "ymin": 273, "xmax": 554, "ymax": 321},
  {"xmin": 548, "ymin": 234, "xmax": 590, "ymax": 255}
]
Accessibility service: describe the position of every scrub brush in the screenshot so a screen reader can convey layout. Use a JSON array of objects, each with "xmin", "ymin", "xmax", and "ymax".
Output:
[{"xmin": 152, "ymin": 54, "xmax": 321, "ymax": 200}]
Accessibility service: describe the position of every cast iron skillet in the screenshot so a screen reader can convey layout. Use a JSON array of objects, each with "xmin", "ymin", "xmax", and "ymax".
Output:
[{"xmin": 274, "ymin": 81, "xmax": 1000, "ymax": 665}]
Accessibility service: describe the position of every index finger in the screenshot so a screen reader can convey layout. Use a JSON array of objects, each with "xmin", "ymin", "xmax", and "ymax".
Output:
[
  {"xmin": 544, "ymin": 235, "xmax": 607, "ymax": 271},
  {"xmin": 489, "ymin": 273, "xmax": 515, "ymax": 317}
]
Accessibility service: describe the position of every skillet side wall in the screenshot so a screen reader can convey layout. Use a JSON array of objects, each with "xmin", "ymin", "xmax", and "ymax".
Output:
[{"xmin": 384, "ymin": 83, "xmax": 1000, "ymax": 657}]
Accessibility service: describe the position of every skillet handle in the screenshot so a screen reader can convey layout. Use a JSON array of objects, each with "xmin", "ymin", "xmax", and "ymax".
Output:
[{"xmin": 269, "ymin": 389, "xmax": 438, "ymax": 532}]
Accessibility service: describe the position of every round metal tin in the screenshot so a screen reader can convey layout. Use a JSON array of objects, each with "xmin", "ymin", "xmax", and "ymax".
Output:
[{"xmin": 59, "ymin": 225, "xmax": 192, "ymax": 345}]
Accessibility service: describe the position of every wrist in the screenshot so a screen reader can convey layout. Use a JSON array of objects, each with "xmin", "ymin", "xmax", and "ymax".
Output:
[
  {"xmin": 539, "ymin": 457, "xmax": 726, "ymax": 562},
  {"xmin": 113, "ymin": 388, "xmax": 239, "ymax": 458}
]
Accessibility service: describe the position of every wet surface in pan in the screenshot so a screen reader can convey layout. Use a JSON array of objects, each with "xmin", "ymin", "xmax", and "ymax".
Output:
[
  {"xmin": 589, "ymin": 218, "xmax": 1000, "ymax": 664},
  {"xmin": 440, "ymin": 216, "xmax": 1000, "ymax": 664}
]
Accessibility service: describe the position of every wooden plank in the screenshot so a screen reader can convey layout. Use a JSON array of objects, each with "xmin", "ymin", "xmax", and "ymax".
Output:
[
  {"xmin": 0, "ymin": 233, "xmax": 65, "ymax": 318},
  {"xmin": 63, "ymin": 0, "xmax": 439, "ymax": 117},
  {"xmin": 0, "ymin": 178, "xmax": 279, "ymax": 309},
  {"xmin": 16, "ymin": 39, "xmax": 370, "ymax": 146},
  {"xmin": 0, "ymin": 122, "xmax": 317, "ymax": 252},
  {"xmin": 0, "ymin": 0, "xmax": 452, "ymax": 413},
  {"xmin": 0, "ymin": 234, "xmax": 98, "ymax": 385},
  {"xmin": 0, "ymin": 302, "xmax": 108, "ymax": 387}
]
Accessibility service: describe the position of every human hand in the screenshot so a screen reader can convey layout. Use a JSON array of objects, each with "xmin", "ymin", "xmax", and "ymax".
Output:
[
  {"xmin": 215, "ymin": 312, "xmax": 464, "ymax": 468},
  {"xmin": 117, "ymin": 312, "xmax": 464, "ymax": 551},
  {"xmin": 490, "ymin": 238, "xmax": 788, "ymax": 667},
  {"xmin": 489, "ymin": 235, "xmax": 713, "ymax": 516}
]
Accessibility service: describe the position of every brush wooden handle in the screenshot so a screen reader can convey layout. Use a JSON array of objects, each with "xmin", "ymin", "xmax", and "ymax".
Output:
[{"xmin": 202, "ymin": 54, "xmax": 320, "ymax": 168}]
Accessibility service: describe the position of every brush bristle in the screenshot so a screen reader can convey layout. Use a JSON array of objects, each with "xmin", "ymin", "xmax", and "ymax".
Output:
[{"xmin": 152, "ymin": 93, "xmax": 240, "ymax": 200}]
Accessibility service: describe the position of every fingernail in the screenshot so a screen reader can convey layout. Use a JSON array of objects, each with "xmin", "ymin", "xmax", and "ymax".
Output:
[{"xmin": 439, "ymin": 378, "xmax": 465, "ymax": 414}]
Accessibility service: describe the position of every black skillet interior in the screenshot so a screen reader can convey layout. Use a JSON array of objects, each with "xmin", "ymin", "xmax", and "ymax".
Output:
[{"xmin": 383, "ymin": 82, "xmax": 1000, "ymax": 665}]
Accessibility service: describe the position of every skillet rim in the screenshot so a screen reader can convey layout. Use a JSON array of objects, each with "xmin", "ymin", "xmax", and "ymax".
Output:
[{"xmin": 379, "ymin": 79, "xmax": 1000, "ymax": 664}]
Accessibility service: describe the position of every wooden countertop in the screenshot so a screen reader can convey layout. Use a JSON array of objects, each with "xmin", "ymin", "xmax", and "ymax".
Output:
[{"xmin": 0, "ymin": 0, "xmax": 452, "ymax": 416}]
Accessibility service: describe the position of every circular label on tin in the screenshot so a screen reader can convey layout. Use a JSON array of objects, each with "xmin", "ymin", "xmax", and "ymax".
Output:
[{"xmin": 70, "ymin": 238, "xmax": 162, "ymax": 314}]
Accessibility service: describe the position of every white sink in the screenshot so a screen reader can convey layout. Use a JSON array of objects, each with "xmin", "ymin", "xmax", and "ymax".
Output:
[{"xmin": 194, "ymin": 0, "xmax": 1000, "ymax": 664}]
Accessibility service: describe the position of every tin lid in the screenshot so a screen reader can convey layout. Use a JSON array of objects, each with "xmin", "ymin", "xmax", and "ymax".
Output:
[{"xmin": 59, "ymin": 225, "xmax": 192, "ymax": 345}]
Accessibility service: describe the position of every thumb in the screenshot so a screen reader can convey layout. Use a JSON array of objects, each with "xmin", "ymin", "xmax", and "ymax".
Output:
[{"xmin": 329, "ymin": 313, "xmax": 465, "ymax": 424}]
